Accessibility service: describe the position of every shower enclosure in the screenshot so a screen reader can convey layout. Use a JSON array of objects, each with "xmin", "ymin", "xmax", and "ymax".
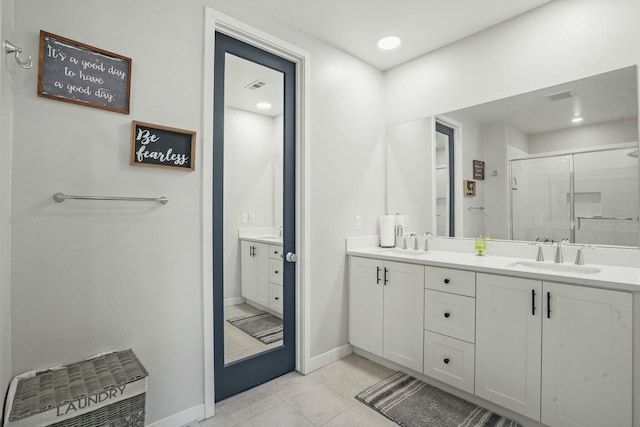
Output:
[{"xmin": 510, "ymin": 146, "xmax": 639, "ymax": 246}]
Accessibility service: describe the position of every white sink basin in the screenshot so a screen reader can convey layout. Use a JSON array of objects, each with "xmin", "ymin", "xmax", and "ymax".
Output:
[
  {"xmin": 508, "ymin": 260, "xmax": 601, "ymax": 275},
  {"xmin": 380, "ymin": 248, "xmax": 429, "ymax": 258}
]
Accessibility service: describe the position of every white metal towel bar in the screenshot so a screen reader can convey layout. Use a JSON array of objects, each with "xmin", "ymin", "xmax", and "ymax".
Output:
[{"xmin": 53, "ymin": 192, "xmax": 168, "ymax": 205}]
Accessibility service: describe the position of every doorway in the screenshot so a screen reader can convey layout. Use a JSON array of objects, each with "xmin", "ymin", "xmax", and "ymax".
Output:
[
  {"xmin": 435, "ymin": 121, "xmax": 455, "ymax": 237},
  {"xmin": 213, "ymin": 31, "xmax": 297, "ymax": 401}
]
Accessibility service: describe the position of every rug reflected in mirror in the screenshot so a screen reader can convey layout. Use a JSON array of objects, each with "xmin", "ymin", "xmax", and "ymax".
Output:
[
  {"xmin": 227, "ymin": 311, "xmax": 283, "ymax": 344},
  {"xmin": 356, "ymin": 372, "xmax": 521, "ymax": 427}
]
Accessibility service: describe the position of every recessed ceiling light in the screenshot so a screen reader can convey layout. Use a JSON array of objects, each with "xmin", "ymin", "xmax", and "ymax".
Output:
[
  {"xmin": 571, "ymin": 117, "xmax": 584, "ymax": 123},
  {"xmin": 377, "ymin": 36, "xmax": 401, "ymax": 50},
  {"xmin": 256, "ymin": 102, "xmax": 272, "ymax": 110}
]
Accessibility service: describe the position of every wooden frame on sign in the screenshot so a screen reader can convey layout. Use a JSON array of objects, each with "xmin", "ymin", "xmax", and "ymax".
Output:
[
  {"xmin": 473, "ymin": 160, "xmax": 485, "ymax": 180},
  {"xmin": 464, "ymin": 180, "xmax": 476, "ymax": 197}
]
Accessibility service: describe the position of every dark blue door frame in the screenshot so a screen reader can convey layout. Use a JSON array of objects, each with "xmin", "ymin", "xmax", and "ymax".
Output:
[
  {"xmin": 435, "ymin": 122, "xmax": 455, "ymax": 237},
  {"xmin": 213, "ymin": 32, "xmax": 296, "ymax": 401}
]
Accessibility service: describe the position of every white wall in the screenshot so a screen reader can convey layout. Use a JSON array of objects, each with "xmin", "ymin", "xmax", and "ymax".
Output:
[
  {"xmin": 8, "ymin": 0, "xmax": 385, "ymax": 423},
  {"xmin": 224, "ymin": 107, "xmax": 280, "ymax": 300},
  {"xmin": 0, "ymin": 0, "xmax": 13, "ymax": 406},
  {"xmin": 386, "ymin": 118, "xmax": 434, "ymax": 234}
]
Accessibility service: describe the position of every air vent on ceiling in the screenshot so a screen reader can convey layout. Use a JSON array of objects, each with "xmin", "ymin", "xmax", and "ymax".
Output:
[
  {"xmin": 544, "ymin": 89, "xmax": 576, "ymax": 102},
  {"xmin": 245, "ymin": 79, "xmax": 267, "ymax": 90}
]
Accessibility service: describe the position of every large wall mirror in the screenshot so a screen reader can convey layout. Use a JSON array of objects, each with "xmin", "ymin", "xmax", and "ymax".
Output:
[
  {"xmin": 386, "ymin": 65, "xmax": 639, "ymax": 247},
  {"xmin": 223, "ymin": 53, "xmax": 285, "ymax": 364}
]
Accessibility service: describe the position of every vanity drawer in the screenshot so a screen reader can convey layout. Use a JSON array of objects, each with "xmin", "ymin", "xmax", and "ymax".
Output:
[
  {"xmin": 423, "ymin": 330, "xmax": 475, "ymax": 394},
  {"xmin": 270, "ymin": 283, "xmax": 283, "ymax": 314},
  {"xmin": 269, "ymin": 259, "xmax": 283, "ymax": 285},
  {"xmin": 425, "ymin": 266, "xmax": 475, "ymax": 297},
  {"xmin": 424, "ymin": 290, "xmax": 475, "ymax": 343},
  {"xmin": 270, "ymin": 245, "xmax": 283, "ymax": 260}
]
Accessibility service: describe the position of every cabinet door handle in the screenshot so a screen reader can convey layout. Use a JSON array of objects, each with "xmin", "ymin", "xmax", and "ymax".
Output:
[
  {"xmin": 443, "ymin": 278, "xmax": 450, "ymax": 284},
  {"xmin": 376, "ymin": 266, "xmax": 381, "ymax": 284},
  {"xmin": 275, "ymin": 297, "xmax": 280, "ymax": 300},
  {"xmin": 444, "ymin": 312, "xmax": 450, "ymax": 318},
  {"xmin": 547, "ymin": 291, "xmax": 551, "ymax": 319},
  {"xmin": 532, "ymin": 289, "xmax": 536, "ymax": 315},
  {"xmin": 250, "ymin": 246, "xmax": 254, "ymax": 257},
  {"xmin": 384, "ymin": 268, "xmax": 389, "ymax": 286},
  {"xmin": 443, "ymin": 358, "xmax": 450, "ymax": 364},
  {"xmin": 274, "ymin": 270, "xmax": 279, "ymax": 274}
]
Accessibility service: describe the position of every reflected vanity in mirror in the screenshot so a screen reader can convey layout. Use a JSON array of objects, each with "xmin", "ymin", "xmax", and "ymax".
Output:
[
  {"xmin": 223, "ymin": 53, "xmax": 285, "ymax": 364},
  {"xmin": 386, "ymin": 65, "xmax": 639, "ymax": 247}
]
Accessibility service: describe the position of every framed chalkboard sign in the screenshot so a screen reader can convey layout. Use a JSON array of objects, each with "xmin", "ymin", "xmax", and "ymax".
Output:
[
  {"xmin": 473, "ymin": 160, "xmax": 485, "ymax": 180},
  {"xmin": 131, "ymin": 121, "xmax": 196, "ymax": 171},
  {"xmin": 38, "ymin": 31, "xmax": 132, "ymax": 114}
]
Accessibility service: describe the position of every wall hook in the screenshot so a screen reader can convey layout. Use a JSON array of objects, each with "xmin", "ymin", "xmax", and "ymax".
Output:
[{"xmin": 4, "ymin": 40, "xmax": 33, "ymax": 69}]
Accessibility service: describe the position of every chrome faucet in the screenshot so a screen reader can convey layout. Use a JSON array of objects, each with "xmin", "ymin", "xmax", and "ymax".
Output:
[
  {"xmin": 408, "ymin": 232, "xmax": 418, "ymax": 250},
  {"xmin": 529, "ymin": 242, "xmax": 544, "ymax": 262},
  {"xmin": 423, "ymin": 232, "xmax": 434, "ymax": 252},
  {"xmin": 396, "ymin": 225, "xmax": 404, "ymax": 248},
  {"xmin": 553, "ymin": 239, "xmax": 569, "ymax": 264},
  {"xmin": 575, "ymin": 245, "xmax": 594, "ymax": 265}
]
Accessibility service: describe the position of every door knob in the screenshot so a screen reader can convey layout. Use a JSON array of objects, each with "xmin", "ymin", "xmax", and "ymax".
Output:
[{"xmin": 285, "ymin": 252, "xmax": 297, "ymax": 263}]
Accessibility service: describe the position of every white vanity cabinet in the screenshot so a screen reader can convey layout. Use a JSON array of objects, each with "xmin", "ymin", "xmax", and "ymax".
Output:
[
  {"xmin": 475, "ymin": 274, "xmax": 542, "ymax": 420},
  {"xmin": 241, "ymin": 241, "xmax": 269, "ymax": 306},
  {"xmin": 349, "ymin": 256, "xmax": 425, "ymax": 372},
  {"xmin": 540, "ymin": 281, "xmax": 632, "ymax": 427},
  {"xmin": 476, "ymin": 273, "xmax": 632, "ymax": 427},
  {"xmin": 423, "ymin": 266, "xmax": 476, "ymax": 394},
  {"xmin": 241, "ymin": 240, "xmax": 283, "ymax": 315}
]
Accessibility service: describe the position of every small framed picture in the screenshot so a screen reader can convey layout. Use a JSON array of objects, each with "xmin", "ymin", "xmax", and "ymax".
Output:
[
  {"xmin": 473, "ymin": 160, "xmax": 485, "ymax": 180},
  {"xmin": 464, "ymin": 180, "xmax": 476, "ymax": 197}
]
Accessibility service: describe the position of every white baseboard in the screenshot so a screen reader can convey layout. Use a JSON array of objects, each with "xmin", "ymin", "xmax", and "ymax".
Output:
[
  {"xmin": 224, "ymin": 297, "xmax": 245, "ymax": 307},
  {"xmin": 303, "ymin": 344, "xmax": 353, "ymax": 374},
  {"xmin": 147, "ymin": 404, "xmax": 205, "ymax": 427}
]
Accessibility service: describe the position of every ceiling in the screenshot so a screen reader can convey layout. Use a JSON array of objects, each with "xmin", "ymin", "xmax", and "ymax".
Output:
[
  {"xmin": 445, "ymin": 66, "xmax": 638, "ymax": 135},
  {"xmin": 244, "ymin": 0, "xmax": 553, "ymax": 71}
]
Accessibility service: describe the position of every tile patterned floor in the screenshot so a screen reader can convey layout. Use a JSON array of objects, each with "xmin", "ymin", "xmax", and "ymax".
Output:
[
  {"xmin": 224, "ymin": 304, "xmax": 283, "ymax": 363},
  {"xmin": 201, "ymin": 354, "xmax": 397, "ymax": 427}
]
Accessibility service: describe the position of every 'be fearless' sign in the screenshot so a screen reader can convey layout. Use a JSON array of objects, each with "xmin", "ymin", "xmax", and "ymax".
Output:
[{"xmin": 131, "ymin": 121, "xmax": 196, "ymax": 171}]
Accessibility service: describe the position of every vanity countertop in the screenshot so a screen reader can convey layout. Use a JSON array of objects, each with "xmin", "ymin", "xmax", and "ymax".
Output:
[
  {"xmin": 347, "ymin": 246, "xmax": 640, "ymax": 293},
  {"xmin": 239, "ymin": 235, "xmax": 283, "ymax": 245}
]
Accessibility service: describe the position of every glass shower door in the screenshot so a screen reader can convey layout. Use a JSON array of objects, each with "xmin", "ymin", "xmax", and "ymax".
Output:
[
  {"xmin": 511, "ymin": 156, "xmax": 571, "ymax": 242},
  {"xmin": 574, "ymin": 148, "xmax": 639, "ymax": 246}
]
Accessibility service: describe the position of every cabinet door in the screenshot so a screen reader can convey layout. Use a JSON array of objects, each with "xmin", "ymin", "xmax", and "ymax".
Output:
[
  {"xmin": 475, "ymin": 274, "xmax": 542, "ymax": 421},
  {"xmin": 349, "ymin": 257, "xmax": 383, "ymax": 356},
  {"xmin": 253, "ymin": 242, "xmax": 270, "ymax": 307},
  {"xmin": 541, "ymin": 283, "xmax": 632, "ymax": 427},
  {"xmin": 240, "ymin": 241, "xmax": 257, "ymax": 300},
  {"xmin": 383, "ymin": 261, "xmax": 425, "ymax": 372}
]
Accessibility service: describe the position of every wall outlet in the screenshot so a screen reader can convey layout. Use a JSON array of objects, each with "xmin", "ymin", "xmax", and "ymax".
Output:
[
  {"xmin": 241, "ymin": 213, "xmax": 248, "ymax": 224},
  {"xmin": 248, "ymin": 212, "xmax": 255, "ymax": 224},
  {"xmin": 354, "ymin": 215, "xmax": 362, "ymax": 230}
]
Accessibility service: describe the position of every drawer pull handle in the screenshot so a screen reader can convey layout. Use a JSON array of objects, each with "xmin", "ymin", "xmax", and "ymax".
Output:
[
  {"xmin": 444, "ymin": 312, "xmax": 450, "ymax": 318},
  {"xmin": 443, "ymin": 278, "xmax": 450, "ymax": 284},
  {"xmin": 443, "ymin": 358, "xmax": 450, "ymax": 364},
  {"xmin": 275, "ymin": 297, "xmax": 279, "ymax": 300},
  {"xmin": 275, "ymin": 270, "xmax": 279, "ymax": 274}
]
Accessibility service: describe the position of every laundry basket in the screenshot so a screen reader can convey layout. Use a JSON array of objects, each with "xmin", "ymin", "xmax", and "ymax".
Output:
[{"xmin": 4, "ymin": 349, "xmax": 148, "ymax": 427}]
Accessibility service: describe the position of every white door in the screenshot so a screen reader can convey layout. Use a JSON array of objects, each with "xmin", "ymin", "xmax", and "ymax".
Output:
[
  {"xmin": 383, "ymin": 261, "xmax": 425, "ymax": 372},
  {"xmin": 541, "ymin": 282, "xmax": 632, "ymax": 427},
  {"xmin": 349, "ymin": 256, "xmax": 384, "ymax": 356},
  {"xmin": 476, "ymin": 273, "xmax": 542, "ymax": 421}
]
